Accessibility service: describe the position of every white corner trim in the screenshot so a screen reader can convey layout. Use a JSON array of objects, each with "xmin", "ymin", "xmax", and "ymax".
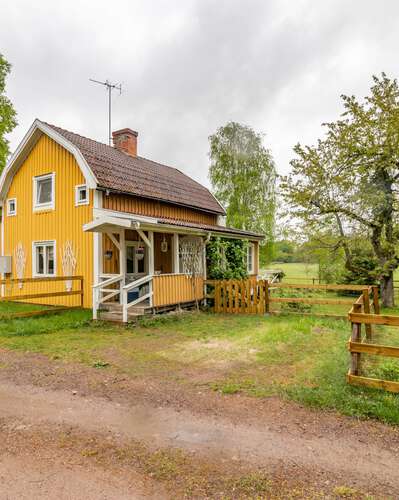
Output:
[
  {"xmin": 0, "ymin": 119, "xmax": 98, "ymax": 202},
  {"xmin": 93, "ymin": 189, "xmax": 103, "ymax": 293}
]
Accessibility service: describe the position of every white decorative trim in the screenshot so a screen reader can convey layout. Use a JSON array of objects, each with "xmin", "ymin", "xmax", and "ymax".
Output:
[
  {"xmin": 61, "ymin": 240, "xmax": 77, "ymax": 291},
  {"xmin": 14, "ymin": 242, "xmax": 26, "ymax": 288},
  {"xmin": 0, "ymin": 119, "xmax": 98, "ymax": 202},
  {"xmin": 32, "ymin": 240, "xmax": 57, "ymax": 277},
  {"xmin": 6, "ymin": 198, "xmax": 17, "ymax": 216},
  {"xmin": 75, "ymin": 184, "xmax": 89, "ymax": 206},
  {"xmin": 33, "ymin": 172, "xmax": 55, "ymax": 211}
]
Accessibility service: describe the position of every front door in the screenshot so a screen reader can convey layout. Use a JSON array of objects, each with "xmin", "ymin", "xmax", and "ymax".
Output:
[{"xmin": 126, "ymin": 242, "xmax": 146, "ymax": 278}]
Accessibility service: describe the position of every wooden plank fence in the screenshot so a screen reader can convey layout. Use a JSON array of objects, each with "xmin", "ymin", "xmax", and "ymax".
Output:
[
  {"xmin": 0, "ymin": 275, "xmax": 83, "ymax": 304},
  {"xmin": 0, "ymin": 276, "xmax": 84, "ymax": 317},
  {"xmin": 347, "ymin": 286, "xmax": 399, "ymax": 393},
  {"xmin": 208, "ymin": 278, "xmax": 399, "ymax": 394},
  {"xmin": 206, "ymin": 279, "xmax": 368, "ymax": 316}
]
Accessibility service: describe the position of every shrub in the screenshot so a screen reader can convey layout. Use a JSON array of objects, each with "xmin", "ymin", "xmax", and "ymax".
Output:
[{"xmin": 206, "ymin": 237, "xmax": 248, "ymax": 280}]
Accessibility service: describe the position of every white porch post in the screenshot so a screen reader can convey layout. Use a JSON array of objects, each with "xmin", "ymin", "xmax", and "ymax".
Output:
[
  {"xmin": 148, "ymin": 231, "xmax": 154, "ymax": 306},
  {"xmin": 173, "ymin": 233, "xmax": 180, "ymax": 273},
  {"xmin": 148, "ymin": 231, "xmax": 154, "ymax": 274},
  {"xmin": 119, "ymin": 230, "xmax": 126, "ymax": 309},
  {"xmin": 92, "ymin": 189, "xmax": 102, "ymax": 318}
]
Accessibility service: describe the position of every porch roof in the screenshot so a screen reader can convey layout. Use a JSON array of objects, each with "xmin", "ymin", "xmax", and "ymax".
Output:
[
  {"xmin": 84, "ymin": 212, "xmax": 264, "ymax": 241},
  {"xmin": 83, "ymin": 216, "xmax": 136, "ymax": 233}
]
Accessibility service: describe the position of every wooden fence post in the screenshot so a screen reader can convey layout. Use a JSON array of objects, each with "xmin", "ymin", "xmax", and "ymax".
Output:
[
  {"xmin": 372, "ymin": 285, "xmax": 380, "ymax": 315},
  {"xmin": 350, "ymin": 303, "xmax": 362, "ymax": 376},
  {"xmin": 362, "ymin": 288, "xmax": 372, "ymax": 340},
  {"xmin": 264, "ymin": 280, "xmax": 270, "ymax": 314},
  {"xmin": 80, "ymin": 277, "xmax": 84, "ymax": 308}
]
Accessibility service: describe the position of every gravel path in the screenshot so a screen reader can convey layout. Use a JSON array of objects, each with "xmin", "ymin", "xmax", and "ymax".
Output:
[{"xmin": 1, "ymin": 379, "xmax": 399, "ymax": 498}]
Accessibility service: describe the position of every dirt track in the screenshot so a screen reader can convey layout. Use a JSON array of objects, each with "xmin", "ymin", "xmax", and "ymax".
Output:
[{"xmin": 1, "ymin": 349, "xmax": 399, "ymax": 498}]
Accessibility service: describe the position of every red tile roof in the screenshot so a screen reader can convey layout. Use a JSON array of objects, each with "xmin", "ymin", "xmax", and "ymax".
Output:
[{"xmin": 41, "ymin": 121, "xmax": 225, "ymax": 215}]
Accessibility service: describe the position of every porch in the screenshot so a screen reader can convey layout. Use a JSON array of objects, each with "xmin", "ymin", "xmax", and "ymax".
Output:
[{"xmin": 84, "ymin": 215, "xmax": 206, "ymax": 322}]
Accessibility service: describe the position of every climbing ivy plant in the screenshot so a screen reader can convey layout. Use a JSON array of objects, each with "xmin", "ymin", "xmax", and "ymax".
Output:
[{"xmin": 206, "ymin": 237, "xmax": 248, "ymax": 280}]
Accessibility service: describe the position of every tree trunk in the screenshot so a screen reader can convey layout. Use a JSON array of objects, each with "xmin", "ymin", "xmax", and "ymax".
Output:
[{"xmin": 381, "ymin": 271, "xmax": 394, "ymax": 308}]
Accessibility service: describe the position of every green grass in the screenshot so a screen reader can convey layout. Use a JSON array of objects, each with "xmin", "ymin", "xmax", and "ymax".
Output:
[
  {"xmin": 0, "ymin": 305, "xmax": 399, "ymax": 425},
  {"xmin": 0, "ymin": 301, "xmax": 48, "ymax": 314}
]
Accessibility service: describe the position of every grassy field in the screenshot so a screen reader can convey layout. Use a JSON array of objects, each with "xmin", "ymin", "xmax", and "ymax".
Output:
[
  {"xmin": 0, "ymin": 308, "xmax": 398, "ymax": 424},
  {"xmin": 268, "ymin": 262, "xmax": 319, "ymax": 282},
  {"xmin": 269, "ymin": 261, "xmax": 399, "ymax": 283}
]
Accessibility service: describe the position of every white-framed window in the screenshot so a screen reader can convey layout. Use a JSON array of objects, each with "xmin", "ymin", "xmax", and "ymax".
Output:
[
  {"xmin": 75, "ymin": 184, "xmax": 89, "ymax": 206},
  {"xmin": 33, "ymin": 173, "xmax": 55, "ymax": 211},
  {"xmin": 247, "ymin": 243, "xmax": 255, "ymax": 274},
  {"xmin": 6, "ymin": 198, "xmax": 17, "ymax": 216},
  {"xmin": 33, "ymin": 241, "xmax": 56, "ymax": 276}
]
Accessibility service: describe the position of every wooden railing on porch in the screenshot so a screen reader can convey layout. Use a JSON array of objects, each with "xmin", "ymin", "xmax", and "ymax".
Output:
[{"xmin": 152, "ymin": 274, "xmax": 204, "ymax": 307}]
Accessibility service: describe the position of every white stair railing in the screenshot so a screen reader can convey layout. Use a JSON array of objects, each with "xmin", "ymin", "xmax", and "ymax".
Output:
[
  {"xmin": 92, "ymin": 274, "xmax": 123, "ymax": 320},
  {"xmin": 122, "ymin": 275, "xmax": 153, "ymax": 323}
]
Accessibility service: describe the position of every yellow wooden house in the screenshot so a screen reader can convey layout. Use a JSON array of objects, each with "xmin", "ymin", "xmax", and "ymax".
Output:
[{"xmin": 0, "ymin": 120, "xmax": 262, "ymax": 321}]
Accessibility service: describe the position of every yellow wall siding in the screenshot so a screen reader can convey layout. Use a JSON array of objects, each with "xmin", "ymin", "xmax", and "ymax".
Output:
[
  {"xmin": 103, "ymin": 192, "xmax": 218, "ymax": 225},
  {"xmin": 3, "ymin": 134, "xmax": 94, "ymax": 307}
]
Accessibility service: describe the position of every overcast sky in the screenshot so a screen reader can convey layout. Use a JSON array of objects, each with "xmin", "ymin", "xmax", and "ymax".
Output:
[{"xmin": 2, "ymin": 0, "xmax": 399, "ymax": 187}]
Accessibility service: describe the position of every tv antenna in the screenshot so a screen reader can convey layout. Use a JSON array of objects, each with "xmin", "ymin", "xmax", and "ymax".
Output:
[{"xmin": 89, "ymin": 78, "xmax": 122, "ymax": 145}]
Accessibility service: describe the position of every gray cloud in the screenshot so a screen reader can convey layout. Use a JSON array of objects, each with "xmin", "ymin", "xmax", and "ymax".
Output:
[{"xmin": 2, "ymin": 0, "xmax": 399, "ymax": 186}]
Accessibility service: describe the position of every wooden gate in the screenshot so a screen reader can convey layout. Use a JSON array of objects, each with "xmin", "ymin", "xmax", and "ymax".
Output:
[{"xmin": 209, "ymin": 279, "xmax": 268, "ymax": 314}]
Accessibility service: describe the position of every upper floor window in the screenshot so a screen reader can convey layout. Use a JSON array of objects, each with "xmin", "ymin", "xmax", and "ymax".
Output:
[
  {"xmin": 6, "ymin": 198, "xmax": 17, "ymax": 216},
  {"xmin": 247, "ymin": 243, "xmax": 254, "ymax": 274},
  {"xmin": 75, "ymin": 184, "xmax": 88, "ymax": 206},
  {"xmin": 33, "ymin": 241, "xmax": 56, "ymax": 276},
  {"xmin": 33, "ymin": 173, "xmax": 55, "ymax": 211}
]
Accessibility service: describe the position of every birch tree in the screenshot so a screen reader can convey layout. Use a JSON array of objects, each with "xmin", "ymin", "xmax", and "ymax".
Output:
[{"xmin": 209, "ymin": 122, "xmax": 276, "ymax": 260}]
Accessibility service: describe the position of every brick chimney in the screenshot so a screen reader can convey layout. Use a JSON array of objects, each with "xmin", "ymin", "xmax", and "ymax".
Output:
[{"xmin": 112, "ymin": 128, "xmax": 138, "ymax": 156}]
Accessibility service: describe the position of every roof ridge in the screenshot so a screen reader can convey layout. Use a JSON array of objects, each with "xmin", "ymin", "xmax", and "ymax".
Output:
[{"xmin": 39, "ymin": 120, "xmax": 111, "ymax": 149}]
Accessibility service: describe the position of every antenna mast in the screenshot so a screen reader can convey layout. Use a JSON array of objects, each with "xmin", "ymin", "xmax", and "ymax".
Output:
[{"xmin": 89, "ymin": 78, "xmax": 122, "ymax": 145}]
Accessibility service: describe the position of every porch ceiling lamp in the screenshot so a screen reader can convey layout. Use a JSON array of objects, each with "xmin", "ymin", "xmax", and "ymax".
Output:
[{"xmin": 161, "ymin": 234, "xmax": 168, "ymax": 253}]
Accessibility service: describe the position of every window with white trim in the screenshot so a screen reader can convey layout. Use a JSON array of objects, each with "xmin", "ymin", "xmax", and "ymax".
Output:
[
  {"xmin": 6, "ymin": 198, "xmax": 17, "ymax": 216},
  {"xmin": 33, "ymin": 241, "xmax": 56, "ymax": 276},
  {"xmin": 247, "ymin": 243, "xmax": 254, "ymax": 274},
  {"xmin": 33, "ymin": 173, "xmax": 55, "ymax": 210},
  {"xmin": 75, "ymin": 184, "xmax": 88, "ymax": 206}
]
